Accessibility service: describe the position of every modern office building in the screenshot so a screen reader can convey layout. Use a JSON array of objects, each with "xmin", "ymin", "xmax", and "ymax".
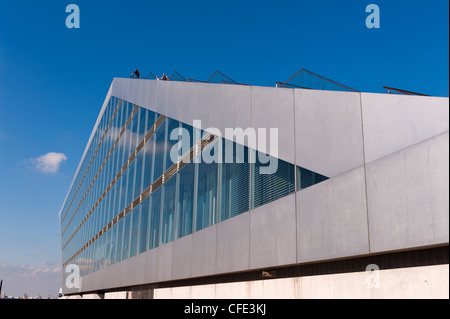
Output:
[{"xmin": 60, "ymin": 70, "xmax": 449, "ymax": 299}]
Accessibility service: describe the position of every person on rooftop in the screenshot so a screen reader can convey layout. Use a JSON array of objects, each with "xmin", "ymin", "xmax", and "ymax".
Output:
[{"xmin": 161, "ymin": 73, "xmax": 169, "ymax": 81}]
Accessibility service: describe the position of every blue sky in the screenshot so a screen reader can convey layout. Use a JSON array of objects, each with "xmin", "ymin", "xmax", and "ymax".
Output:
[{"xmin": 0, "ymin": 0, "xmax": 448, "ymax": 297}]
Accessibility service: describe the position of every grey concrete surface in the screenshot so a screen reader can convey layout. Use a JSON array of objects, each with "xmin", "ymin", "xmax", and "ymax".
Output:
[{"xmin": 367, "ymin": 132, "xmax": 449, "ymax": 253}]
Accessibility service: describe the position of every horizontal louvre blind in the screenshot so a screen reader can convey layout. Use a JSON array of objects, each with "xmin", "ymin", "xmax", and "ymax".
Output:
[
  {"xmin": 297, "ymin": 166, "xmax": 329, "ymax": 191},
  {"xmin": 252, "ymin": 152, "xmax": 295, "ymax": 209},
  {"xmin": 219, "ymin": 140, "xmax": 250, "ymax": 222},
  {"xmin": 195, "ymin": 139, "xmax": 219, "ymax": 232},
  {"xmin": 195, "ymin": 160, "xmax": 218, "ymax": 232}
]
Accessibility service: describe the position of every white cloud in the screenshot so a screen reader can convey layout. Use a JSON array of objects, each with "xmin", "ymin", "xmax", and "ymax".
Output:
[
  {"xmin": 33, "ymin": 152, "xmax": 67, "ymax": 173},
  {"xmin": 0, "ymin": 262, "xmax": 62, "ymax": 298}
]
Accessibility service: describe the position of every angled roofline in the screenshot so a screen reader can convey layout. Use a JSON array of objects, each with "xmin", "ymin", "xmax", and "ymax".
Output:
[
  {"xmin": 278, "ymin": 68, "xmax": 360, "ymax": 92},
  {"xmin": 383, "ymin": 86, "xmax": 430, "ymax": 96},
  {"xmin": 170, "ymin": 70, "xmax": 187, "ymax": 81}
]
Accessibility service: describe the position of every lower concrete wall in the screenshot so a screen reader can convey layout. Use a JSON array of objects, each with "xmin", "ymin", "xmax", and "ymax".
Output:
[
  {"xmin": 104, "ymin": 291, "xmax": 129, "ymax": 299},
  {"xmin": 153, "ymin": 264, "xmax": 449, "ymax": 299},
  {"xmin": 81, "ymin": 293, "xmax": 102, "ymax": 299}
]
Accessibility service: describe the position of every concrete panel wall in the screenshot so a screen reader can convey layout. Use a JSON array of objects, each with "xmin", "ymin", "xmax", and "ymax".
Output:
[
  {"xmin": 112, "ymin": 78, "xmax": 157, "ymax": 114},
  {"xmin": 152, "ymin": 264, "xmax": 449, "ymax": 299},
  {"xmin": 297, "ymin": 264, "xmax": 449, "ymax": 299},
  {"xmin": 157, "ymin": 242, "xmax": 173, "ymax": 282},
  {"xmin": 367, "ymin": 132, "xmax": 450, "ymax": 253},
  {"xmin": 160, "ymin": 80, "xmax": 199, "ymax": 123},
  {"xmin": 361, "ymin": 93, "xmax": 449, "ymax": 164},
  {"xmin": 216, "ymin": 212, "xmax": 250, "ymax": 274},
  {"xmin": 79, "ymin": 246, "xmax": 159, "ymax": 293},
  {"xmin": 104, "ymin": 257, "xmax": 127, "ymax": 290},
  {"xmin": 115, "ymin": 78, "xmax": 132, "ymax": 106},
  {"xmin": 172, "ymin": 234, "xmax": 193, "ymax": 280},
  {"xmin": 143, "ymin": 247, "xmax": 159, "ymax": 283},
  {"xmin": 194, "ymin": 82, "xmax": 222, "ymax": 131},
  {"xmin": 81, "ymin": 293, "xmax": 102, "ymax": 299},
  {"xmin": 297, "ymin": 166, "xmax": 370, "ymax": 263},
  {"xmin": 219, "ymin": 84, "xmax": 251, "ymax": 136},
  {"xmin": 125, "ymin": 250, "xmax": 147, "ymax": 287},
  {"xmin": 294, "ymin": 89, "xmax": 364, "ymax": 178},
  {"xmin": 250, "ymin": 194, "xmax": 297, "ymax": 269},
  {"xmin": 250, "ymin": 86, "xmax": 295, "ymax": 163},
  {"xmin": 104, "ymin": 291, "xmax": 128, "ymax": 299},
  {"xmin": 191, "ymin": 224, "xmax": 217, "ymax": 278}
]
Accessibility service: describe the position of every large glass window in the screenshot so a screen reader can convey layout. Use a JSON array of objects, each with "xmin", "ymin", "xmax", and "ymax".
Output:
[
  {"xmin": 252, "ymin": 151, "xmax": 295, "ymax": 209},
  {"xmin": 181, "ymin": 122, "xmax": 194, "ymax": 154},
  {"xmin": 129, "ymin": 108, "xmax": 140, "ymax": 152},
  {"xmin": 115, "ymin": 218, "xmax": 124, "ymax": 263},
  {"xmin": 138, "ymin": 197, "xmax": 150, "ymax": 254},
  {"xmin": 160, "ymin": 175, "xmax": 177, "ymax": 245},
  {"xmin": 110, "ymin": 180, "xmax": 119, "ymax": 220},
  {"xmin": 219, "ymin": 139, "xmax": 250, "ymax": 222},
  {"xmin": 119, "ymin": 104, "xmax": 132, "ymax": 168},
  {"xmin": 142, "ymin": 135, "xmax": 155, "ymax": 191},
  {"xmin": 296, "ymin": 166, "xmax": 329, "ymax": 191},
  {"xmin": 121, "ymin": 212, "xmax": 132, "ymax": 261},
  {"xmin": 125, "ymin": 158, "xmax": 135, "ymax": 207},
  {"xmin": 99, "ymin": 233, "xmax": 106, "ymax": 270},
  {"xmin": 105, "ymin": 227, "xmax": 112, "ymax": 268},
  {"xmin": 152, "ymin": 120, "xmax": 166, "ymax": 183},
  {"xmin": 129, "ymin": 207, "xmax": 140, "ymax": 258},
  {"xmin": 148, "ymin": 187, "xmax": 161, "ymax": 250},
  {"xmin": 92, "ymin": 240, "xmax": 98, "ymax": 272},
  {"xmin": 165, "ymin": 119, "xmax": 180, "ymax": 171},
  {"xmin": 137, "ymin": 108, "xmax": 148, "ymax": 142},
  {"xmin": 118, "ymin": 172, "xmax": 127, "ymax": 213},
  {"xmin": 194, "ymin": 139, "xmax": 219, "ymax": 232},
  {"xmin": 146, "ymin": 110, "xmax": 157, "ymax": 133},
  {"xmin": 110, "ymin": 98, "xmax": 121, "ymax": 142},
  {"xmin": 175, "ymin": 162, "xmax": 195, "ymax": 239},
  {"xmin": 133, "ymin": 149, "xmax": 144, "ymax": 200},
  {"xmin": 126, "ymin": 110, "xmax": 139, "ymax": 159},
  {"xmin": 87, "ymin": 244, "xmax": 94, "ymax": 274}
]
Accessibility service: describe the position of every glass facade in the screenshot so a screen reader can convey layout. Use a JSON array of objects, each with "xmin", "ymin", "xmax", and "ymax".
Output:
[
  {"xmin": 60, "ymin": 96, "xmax": 329, "ymax": 277},
  {"xmin": 219, "ymin": 139, "xmax": 250, "ymax": 222},
  {"xmin": 252, "ymin": 151, "xmax": 296, "ymax": 209},
  {"xmin": 195, "ymin": 138, "xmax": 219, "ymax": 232},
  {"xmin": 175, "ymin": 162, "xmax": 195, "ymax": 239}
]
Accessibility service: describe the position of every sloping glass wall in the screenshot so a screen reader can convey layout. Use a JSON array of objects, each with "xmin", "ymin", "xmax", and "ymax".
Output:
[{"xmin": 62, "ymin": 97, "xmax": 329, "ymax": 277}]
